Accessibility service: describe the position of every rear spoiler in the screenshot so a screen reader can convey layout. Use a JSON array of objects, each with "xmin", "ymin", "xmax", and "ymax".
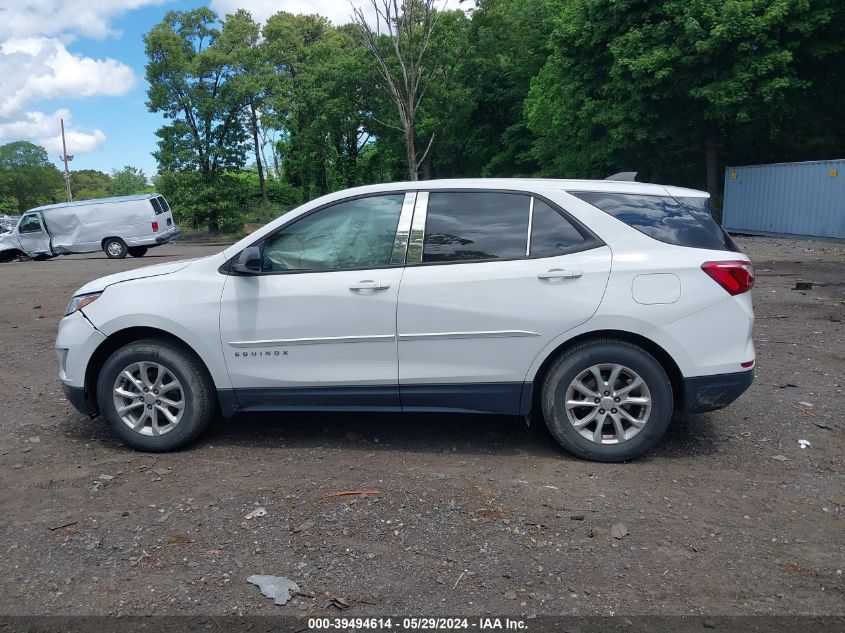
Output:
[{"xmin": 604, "ymin": 172, "xmax": 638, "ymax": 181}]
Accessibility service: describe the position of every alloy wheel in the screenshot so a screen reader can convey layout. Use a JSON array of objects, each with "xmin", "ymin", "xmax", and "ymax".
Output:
[
  {"xmin": 564, "ymin": 363, "xmax": 652, "ymax": 444},
  {"xmin": 112, "ymin": 361, "xmax": 185, "ymax": 436}
]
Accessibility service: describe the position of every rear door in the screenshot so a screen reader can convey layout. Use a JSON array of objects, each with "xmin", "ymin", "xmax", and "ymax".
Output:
[
  {"xmin": 17, "ymin": 213, "xmax": 52, "ymax": 257},
  {"xmin": 396, "ymin": 190, "xmax": 612, "ymax": 414},
  {"xmin": 150, "ymin": 196, "xmax": 175, "ymax": 231}
]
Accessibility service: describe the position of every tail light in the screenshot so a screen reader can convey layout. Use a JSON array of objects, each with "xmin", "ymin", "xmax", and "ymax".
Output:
[
  {"xmin": 151, "ymin": 221, "xmax": 159, "ymax": 232},
  {"xmin": 701, "ymin": 260, "xmax": 754, "ymax": 295}
]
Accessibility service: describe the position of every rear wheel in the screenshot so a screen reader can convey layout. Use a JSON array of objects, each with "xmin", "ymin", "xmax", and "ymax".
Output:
[
  {"xmin": 128, "ymin": 246, "xmax": 148, "ymax": 258},
  {"xmin": 103, "ymin": 238, "xmax": 127, "ymax": 259},
  {"xmin": 541, "ymin": 339, "xmax": 673, "ymax": 462},
  {"xmin": 96, "ymin": 338, "xmax": 215, "ymax": 451}
]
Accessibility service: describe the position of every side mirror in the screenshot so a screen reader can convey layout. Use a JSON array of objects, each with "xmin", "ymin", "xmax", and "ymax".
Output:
[{"xmin": 231, "ymin": 244, "xmax": 262, "ymax": 275}]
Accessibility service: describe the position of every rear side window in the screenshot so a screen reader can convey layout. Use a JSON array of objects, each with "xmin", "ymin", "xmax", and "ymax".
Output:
[
  {"xmin": 423, "ymin": 192, "xmax": 529, "ymax": 262},
  {"xmin": 156, "ymin": 196, "xmax": 171, "ymax": 214},
  {"xmin": 572, "ymin": 192, "xmax": 729, "ymax": 251},
  {"xmin": 674, "ymin": 196, "xmax": 738, "ymax": 251},
  {"xmin": 150, "ymin": 198, "xmax": 164, "ymax": 215},
  {"xmin": 530, "ymin": 199, "xmax": 587, "ymax": 257}
]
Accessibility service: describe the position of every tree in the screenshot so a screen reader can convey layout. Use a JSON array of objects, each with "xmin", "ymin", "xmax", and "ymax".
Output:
[
  {"xmin": 353, "ymin": 0, "xmax": 445, "ymax": 181},
  {"xmin": 262, "ymin": 14, "xmax": 381, "ymax": 198},
  {"xmin": 458, "ymin": 0, "xmax": 550, "ymax": 176},
  {"xmin": 0, "ymin": 141, "xmax": 64, "ymax": 212},
  {"xmin": 145, "ymin": 8, "xmax": 258, "ymax": 230},
  {"xmin": 71, "ymin": 169, "xmax": 112, "ymax": 200},
  {"xmin": 110, "ymin": 166, "xmax": 150, "ymax": 196},
  {"xmin": 525, "ymin": 0, "xmax": 844, "ymax": 196}
]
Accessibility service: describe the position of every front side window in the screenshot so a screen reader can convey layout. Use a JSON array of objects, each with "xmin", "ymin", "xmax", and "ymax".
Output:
[
  {"xmin": 18, "ymin": 215, "xmax": 43, "ymax": 234},
  {"xmin": 422, "ymin": 192, "xmax": 530, "ymax": 262},
  {"xmin": 530, "ymin": 199, "xmax": 587, "ymax": 257},
  {"xmin": 261, "ymin": 194, "xmax": 405, "ymax": 272}
]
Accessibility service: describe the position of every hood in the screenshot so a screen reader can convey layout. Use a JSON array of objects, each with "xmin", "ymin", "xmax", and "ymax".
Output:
[
  {"xmin": 0, "ymin": 231, "xmax": 21, "ymax": 252},
  {"xmin": 74, "ymin": 258, "xmax": 197, "ymax": 295}
]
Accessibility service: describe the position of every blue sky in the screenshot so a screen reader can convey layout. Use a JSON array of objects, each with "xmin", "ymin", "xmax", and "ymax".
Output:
[
  {"xmin": 49, "ymin": 1, "xmax": 200, "ymax": 177},
  {"xmin": 0, "ymin": 0, "xmax": 442, "ymax": 180}
]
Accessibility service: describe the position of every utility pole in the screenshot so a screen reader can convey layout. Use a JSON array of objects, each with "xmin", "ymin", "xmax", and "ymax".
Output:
[{"xmin": 59, "ymin": 118, "xmax": 73, "ymax": 202}]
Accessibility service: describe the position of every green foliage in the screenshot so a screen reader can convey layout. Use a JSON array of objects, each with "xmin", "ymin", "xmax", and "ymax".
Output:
[
  {"xmin": 145, "ymin": 8, "xmax": 259, "ymax": 229},
  {"xmin": 131, "ymin": 0, "xmax": 844, "ymax": 234},
  {"xmin": 154, "ymin": 169, "xmax": 300, "ymax": 233},
  {"xmin": 70, "ymin": 169, "xmax": 111, "ymax": 201},
  {"xmin": 0, "ymin": 141, "xmax": 64, "ymax": 212},
  {"xmin": 110, "ymin": 166, "xmax": 151, "ymax": 196},
  {"xmin": 524, "ymin": 0, "xmax": 845, "ymax": 189}
]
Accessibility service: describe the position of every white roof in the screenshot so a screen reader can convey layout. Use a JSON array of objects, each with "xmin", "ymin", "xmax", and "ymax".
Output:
[{"xmin": 320, "ymin": 178, "xmax": 708, "ymax": 198}]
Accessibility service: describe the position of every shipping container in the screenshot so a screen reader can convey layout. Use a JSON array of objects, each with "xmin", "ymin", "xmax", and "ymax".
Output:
[{"xmin": 722, "ymin": 159, "xmax": 844, "ymax": 240}]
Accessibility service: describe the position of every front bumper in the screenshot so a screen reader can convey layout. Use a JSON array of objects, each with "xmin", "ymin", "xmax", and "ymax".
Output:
[
  {"xmin": 56, "ymin": 310, "xmax": 107, "ymax": 417},
  {"xmin": 63, "ymin": 383, "xmax": 93, "ymax": 416},
  {"xmin": 682, "ymin": 369, "xmax": 754, "ymax": 414}
]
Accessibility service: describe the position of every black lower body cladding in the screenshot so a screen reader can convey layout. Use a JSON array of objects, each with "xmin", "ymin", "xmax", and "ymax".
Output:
[{"xmin": 682, "ymin": 369, "xmax": 754, "ymax": 414}]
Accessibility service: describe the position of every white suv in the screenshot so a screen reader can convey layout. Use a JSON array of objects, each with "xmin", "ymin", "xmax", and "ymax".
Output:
[{"xmin": 56, "ymin": 179, "xmax": 755, "ymax": 462}]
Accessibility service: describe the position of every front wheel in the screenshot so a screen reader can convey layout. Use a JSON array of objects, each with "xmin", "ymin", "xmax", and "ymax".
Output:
[
  {"xmin": 96, "ymin": 338, "xmax": 215, "ymax": 451},
  {"xmin": 541, "ymin": 339, "xmax": 673, "ymax": 462},
  {"xmin": 103, "ymin": 238, "xmax": 127, "ymax": 259},
  {"xmin": 128, "ymin": 246, "xmax": 148, "ymax": 258}
]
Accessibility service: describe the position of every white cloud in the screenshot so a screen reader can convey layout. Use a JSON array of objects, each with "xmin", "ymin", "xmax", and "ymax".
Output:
[
  {"xmin": 0, "ymin": 109, "xmax": 107, "ymax": 154},
  {"xmin": 210, "ymin": 0, "xmax": 468, "ymax": 27},
  {"xmin": 0, "ymin": 0, "xmax": 166, "ymax": 40},
  {"xmin": 0, "ymin": 38, "xmax": 135, "ymax": 155},
  {"xmin": 0, "ymin": 38, "xmax": 137, "ymax": 118}
]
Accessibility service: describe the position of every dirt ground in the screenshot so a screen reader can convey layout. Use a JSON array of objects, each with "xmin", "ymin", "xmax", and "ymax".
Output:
[{"xmin": 0, "ymin": 236, "xmax": 842, "ymax": 617}]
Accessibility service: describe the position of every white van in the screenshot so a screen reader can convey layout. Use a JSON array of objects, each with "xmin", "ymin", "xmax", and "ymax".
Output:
[{"xmin": 0, "ymin": 194, "xmax": 181, "ymax": 260}]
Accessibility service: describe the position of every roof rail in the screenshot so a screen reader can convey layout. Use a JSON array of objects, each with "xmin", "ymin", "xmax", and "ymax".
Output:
[{"xmin": 604, "ymin": 172, "xmax": 638, "ymax": 181}]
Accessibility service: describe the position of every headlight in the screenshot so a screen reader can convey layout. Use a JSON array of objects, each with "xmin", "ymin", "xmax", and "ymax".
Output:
[{"xmin": 65, "ymin": 292, "xmax": 102, "ymax": 316}]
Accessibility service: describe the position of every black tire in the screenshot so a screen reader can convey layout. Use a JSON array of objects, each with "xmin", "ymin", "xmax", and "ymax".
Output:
[
  {"xmin": 96, "ymin": 338, "xmax": 215, "ymax": 451},
  {"xmin": 541, "ymin": 339, "xmax": 673, "ymax": 462},
  {"xmin": 103, "ymin": 238, "xmax": 128, "ymax": 259},
  {"xmin": 128, "ymin": 246, "xmax": 148, "ymax": 258}
]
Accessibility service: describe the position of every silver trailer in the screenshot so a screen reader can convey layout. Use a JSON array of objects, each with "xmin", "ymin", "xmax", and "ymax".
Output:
[{"xmin": 0, "ymin": 194, "xmax": 181, "ymax": 260}]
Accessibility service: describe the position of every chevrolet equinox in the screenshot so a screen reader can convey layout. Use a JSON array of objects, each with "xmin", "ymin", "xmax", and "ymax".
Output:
[{"xmin": 56, "ymin": 179, "xmax": 755, "ymax": 461}]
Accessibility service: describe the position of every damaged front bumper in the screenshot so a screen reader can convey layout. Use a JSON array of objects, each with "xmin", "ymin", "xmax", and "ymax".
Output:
[{"xmin": 56, "ymin": 310, "xmax": 107, "ymax": 417}]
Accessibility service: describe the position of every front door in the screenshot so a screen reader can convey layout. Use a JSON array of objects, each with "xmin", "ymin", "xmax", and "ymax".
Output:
[
  {"xmin": 219, "ymin": 192, "xmax": 414, "ymax": 411},
  {"xmin": 396, "ymin": 191, "xmax": 612, "ymax": 414},
  {"xmin": 17, "ymin": 213, "xmax": 52, "ymax": 257}
]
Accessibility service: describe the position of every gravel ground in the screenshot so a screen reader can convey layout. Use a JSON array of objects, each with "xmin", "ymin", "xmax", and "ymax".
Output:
[{"xmin": 0, "ymin": 236, "xmax": 842, "ymax": 617}]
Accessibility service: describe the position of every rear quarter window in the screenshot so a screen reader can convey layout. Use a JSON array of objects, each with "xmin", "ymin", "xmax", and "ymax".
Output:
[{"xmin": 572, "ymin": 192, "xmax": 731, "ymax": 251}]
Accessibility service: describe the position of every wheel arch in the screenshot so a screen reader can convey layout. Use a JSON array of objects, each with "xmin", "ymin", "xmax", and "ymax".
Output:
[
  {"xmin": 84, "ymin": 326, "xmax": 217, "ymax": 417},
  {"xmin": 101, "ymin": 236, "xmax": 126, "ymax": 248},
  {"xmin": 528, "ymin": 329, "xmax": 685, "ymax": 415}
]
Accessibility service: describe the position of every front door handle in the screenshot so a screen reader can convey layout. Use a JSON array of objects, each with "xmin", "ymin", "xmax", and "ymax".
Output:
[
  {"xmin": 349, "ymin": 280, "xmax": 391, "ymax": 291},
  {"xmin": 538, "ymin": 269, "xmax": 583, "ymax": 280}
]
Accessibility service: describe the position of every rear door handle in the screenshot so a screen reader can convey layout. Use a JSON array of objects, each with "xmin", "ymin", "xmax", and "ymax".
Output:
[
  {"xmin": 538, "ymin": 269, "xmax": 583, "ymax": 280},
  {"xmin": 349, "ymin": 280, "xmax": 392, "ymax": 291}
]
